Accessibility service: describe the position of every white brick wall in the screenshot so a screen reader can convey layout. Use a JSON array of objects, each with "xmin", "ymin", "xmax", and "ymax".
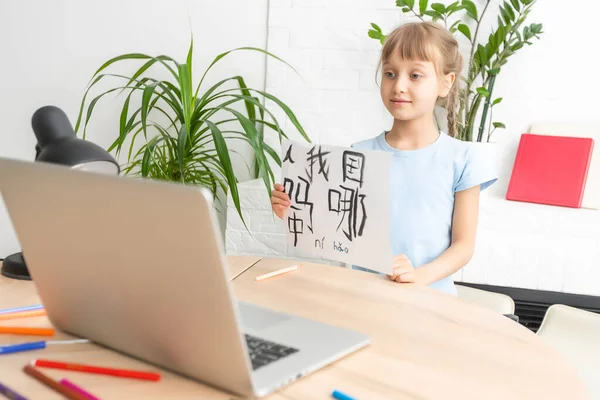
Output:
[{"xmin": 225, "ymin": 0, "xmax": 600, "ymax": 295}]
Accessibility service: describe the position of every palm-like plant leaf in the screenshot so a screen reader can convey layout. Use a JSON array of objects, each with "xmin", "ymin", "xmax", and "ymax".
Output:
[{"xmin": 75, "ymin": 39, "xmax": 310, "ymax": 225}]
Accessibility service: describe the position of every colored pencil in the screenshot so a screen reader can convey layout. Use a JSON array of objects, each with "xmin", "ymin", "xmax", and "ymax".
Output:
[
  {"xmin": 0, "ymin": 339, "xmax": 90, "ymax": 355},
  {"xmin": 23, "ymin": 364, "xmax": 89, "ymax": 400},
  {"xmin": 0, "ymin": 381, "xmax": 28, "ymax": 400},
  {"xmin": 0, "ymin": 327, "xmax": 54, "ymax": 336},
  {"xmin": 0, "ymin": 310, "xmax": 46, "ymax": 321},
  {"xmin": 332, "ymin": 389, "xmax": 357, "ymax": 400},
  {"xmin": 0, "ymin": 305, "xmax": 43, "ymax": 315},
  {"xmin": 33, "ymin": 359, "xmax": 161, "ymax": 381},
  {"xmin": 255, "ymin": 265, "xmax": 299, "ymax": 281},
  {"xmin": 59, "ymin": 379, "xmax": 100, "ymax": 400}
]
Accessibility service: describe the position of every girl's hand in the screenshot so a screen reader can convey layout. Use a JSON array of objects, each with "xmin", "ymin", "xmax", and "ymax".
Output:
[
  {"xmin": 270, "ymin": 183, "xmax": 291, "ymax": 220},
  {"xmin": 387, "ymin": 254, "xmax": 422, "ymax": 284}
]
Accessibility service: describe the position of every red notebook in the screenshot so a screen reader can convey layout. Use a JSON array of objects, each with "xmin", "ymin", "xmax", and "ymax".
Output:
[{"xmin": 506, "ymin": 133, "xmax": 594, "ymax": 208}]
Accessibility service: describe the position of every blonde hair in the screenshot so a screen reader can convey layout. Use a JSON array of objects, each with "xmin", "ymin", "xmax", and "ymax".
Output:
[{"xmin": 377, "ymin": 21, "xmax": 463, "ymax": 138}]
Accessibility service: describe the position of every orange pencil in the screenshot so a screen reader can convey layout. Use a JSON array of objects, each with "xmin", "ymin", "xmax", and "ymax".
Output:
[
  {"xmin": 0, "ymin": 327, "xmax": 55, "ymax": 336},
  {"xmin": 0, "ymin": 310, "xmax": 46, "ymax": 321},
  {"xmin": 255, "ymin": 265, "xmax": 299, "ymax": 281}
]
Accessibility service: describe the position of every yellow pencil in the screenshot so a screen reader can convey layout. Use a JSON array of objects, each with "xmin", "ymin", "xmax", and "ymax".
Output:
[
  {"xmin": 0, "ymin": 310, "xmax": 46, "ymax": 321},
  {"xmin": 255, "ymin": 265, "xmax": 299, "ymax": 281}
]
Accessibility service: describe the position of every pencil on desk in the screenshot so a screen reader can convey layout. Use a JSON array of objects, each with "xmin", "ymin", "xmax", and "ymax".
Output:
[
  {"xmin": 0, "ymin": 339, "xmax": 90, "ymax": 355},
  {"xmin": 33, "ymin": 359, "xmax": 161, "ymax": 381},
  {"xmin": 0, "ymin": 381, "xmax": 28, "ymax": 400},
  {"xmin": 0, "ymin": 310, "xmax": 46, "ymax": 321},
  {"xmin": 60, "ymin": 379, "xmax": 100, "ymax": 400},
  {"xmin": 23, "ymin": 364, "xmax": 89, "ymax": 400},
  {"xmin": 0, "ymin": 327, "xmax": 55, "ymax": 336},
  {"xmin": 255, "ymin": 265, "xmax": 299, "ymax": 281},
  {"xmin": 0, "ymin": 305, "xmax": 43, "ymax": 315}
]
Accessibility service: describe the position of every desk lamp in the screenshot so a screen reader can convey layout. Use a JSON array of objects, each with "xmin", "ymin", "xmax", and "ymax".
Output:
[{"xmin": 1, "ymin": 105, "xmax": 120, "ymax": 280}]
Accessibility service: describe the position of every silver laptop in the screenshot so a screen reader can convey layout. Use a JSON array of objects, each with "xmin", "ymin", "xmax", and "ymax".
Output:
[{"xmin": 0, "ymin": 157, "xmax": 369, "ymax": 398}]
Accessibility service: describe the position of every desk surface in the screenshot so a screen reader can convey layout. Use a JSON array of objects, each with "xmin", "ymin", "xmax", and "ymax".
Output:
[{"xmin": 0, "ymin": 256, "xmax": 588, "ymax": 399}]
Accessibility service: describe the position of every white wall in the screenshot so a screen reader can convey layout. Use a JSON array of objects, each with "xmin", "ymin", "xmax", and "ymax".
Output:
[
  {"xmin": 0, "ymin": 0, "xmax": 269, "ymax": 259},
  {"xmin": 225, "ymin": 0, "xmax": 600, "ymax": 295}
]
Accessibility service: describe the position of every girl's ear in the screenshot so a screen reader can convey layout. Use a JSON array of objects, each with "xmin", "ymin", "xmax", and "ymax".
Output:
[{"xmin": 439, "ymin": 72, "xmax": 456, "ymax": 98}]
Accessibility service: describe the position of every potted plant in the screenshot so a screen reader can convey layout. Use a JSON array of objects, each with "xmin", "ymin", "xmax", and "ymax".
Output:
[
  {"xmin": 368, "ymin": 0, "xmax": 543, "ymax": 143},
  {"xmin": 75, "ymin": 39, "xmax": 310, "ymax": 226}
]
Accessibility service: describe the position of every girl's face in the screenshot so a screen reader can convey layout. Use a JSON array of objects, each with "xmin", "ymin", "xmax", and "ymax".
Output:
[{"xmin": 380, "ymin": 53, "xmax": 454, "ymax": 123}]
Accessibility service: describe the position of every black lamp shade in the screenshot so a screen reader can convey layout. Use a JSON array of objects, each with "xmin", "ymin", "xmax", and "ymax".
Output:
[
  {"xmin": 36, "ymin": 138, "xmax": 119, "ymax": 175},
  {"xmin": 1, "ymin": 105, "xmax": 120, "ymax": 280}
]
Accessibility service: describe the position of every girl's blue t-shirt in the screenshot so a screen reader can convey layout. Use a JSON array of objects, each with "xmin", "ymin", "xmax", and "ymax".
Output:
[{"xmin": 351, "ymin": 131, "xmax": 497, "ymax": 295}]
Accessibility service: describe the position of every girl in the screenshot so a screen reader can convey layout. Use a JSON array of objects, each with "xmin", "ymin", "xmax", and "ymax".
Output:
[{"xmin": 270, "ymin": 21, "xmax": 496, "ymax": 295}]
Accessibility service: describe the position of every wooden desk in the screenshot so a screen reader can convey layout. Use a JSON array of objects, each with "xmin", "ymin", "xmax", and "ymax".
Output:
[
  {"xmin": 0, "ymin": 256, "xmax": 588, "ymax": 399},
  {"xmin": 0, "ymin": 255, "xmax": 263, "ymax": 400}
]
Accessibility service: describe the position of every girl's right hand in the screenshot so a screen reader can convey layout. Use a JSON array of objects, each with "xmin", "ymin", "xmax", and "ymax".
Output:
[{"xmin": 271, "ymin": 183, "xmax": 291, "ymax": 220}]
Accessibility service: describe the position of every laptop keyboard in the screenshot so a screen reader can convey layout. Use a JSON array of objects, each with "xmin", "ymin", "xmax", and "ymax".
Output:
[{"xmin": 245, "ymin": 334, "xmax": 299, "ymax": 370}]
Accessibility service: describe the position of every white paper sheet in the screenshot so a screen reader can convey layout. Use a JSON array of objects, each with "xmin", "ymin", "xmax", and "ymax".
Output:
[{"xmin": 281, "ymin": 139, "xmax": 393, "ymax": 274}]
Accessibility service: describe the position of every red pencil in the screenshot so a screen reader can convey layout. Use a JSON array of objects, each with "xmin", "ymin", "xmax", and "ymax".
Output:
[{"xmin": 33, "ymin": 359, "xmax": 161, "ymax": 381}]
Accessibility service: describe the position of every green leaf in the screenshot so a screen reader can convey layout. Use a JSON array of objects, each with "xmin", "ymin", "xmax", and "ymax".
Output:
[
  {"xmin": 510, "ymin": 0, "xmax": 520, "ymax": 12},
  {"xmin": 404, "ymin": 0, "xmax": 414, "ymax": 8},
  {"xmin": 462, "ymin": 0, "xmax": 478, "ymax": 20},
  {"xmin": 431, "ymin": 3, "xmax": 446, "ymax": 13},
  {"xmin": 186, "ymin": 36, "xmax": 194, "ymax": 78},
  {"xmin": 263, "ymin": 142, "xmax": 282, "ymax": 167},
  {"xmin": 370, "ymin": 22, "xmax": 382, "ymax": 32},
  {"xmin": 448, "ymin": 1, "xmax": 463, "ymax": 13},
  {"xmin": 457, "ymin": 23, "xmax": 472, "ymax": 41},
  {"xmin": 510, "ymin": 42, "xmax": 523, "ymax": 52},
  {"xmin": 493, "ymin": 122, "xmax": 506, "ymax": 129},
  {"xmin": 141, "ymin": 81, "xmax": 160, "ymax": 139},
  {"xmin": 500, "ymin": 5, "xmax": 511, "ymax": 25},
  {"xmin": 177, "ymin": 125, "xmax": 188, "ymax": 183},
  {"xmin": 247, "ymin": 88, "xmax": 311, "ymax": 143},
  {"xmin": 448, "ymin": 20, "xmax": 461, "ymax": 32},
  {"xmin": 402, "ymin": 7, "xmax": 410, "ymax": 12},
  {"xmin": 177, "ymin": 63, "xmax": 193, "ymax": 130},
  {"xmin": 368, "ymin": 29, "xmax": 385, "ymax": 40},
  {"xmin": 205, "ymin": 120, "xmax": 243, "ymax": 227},
  {"xmin": 396, "ymin": 0, "xmax": 407, "ymax": 6},
  {"xmin": 423, "ymin": 10, "xmax": 440, "ymax": 18},
  {"xmin": 195, "ymin": 47, "xmax": 298, "ymax": 101},
  {"xmin": 476, "ymin": 87, "xmax": 490, "ymax": 97},
  {"xmin": 488, "ymin": 68, "xmax": 501, "ymax": 75},
  {"xmin": 492, "ymin": 97, "xmax": 503, "ymax": 106},
  {"xmin": 141, "ymin": 136, "xmax": 164, "ymax": 177},
  {"xmin": 504, "ymin": 1, "xmax": 515, "ymax": 21},
  {"xmin": 419, "ymin": 0, "xmax": 428, "ymax": 14}
]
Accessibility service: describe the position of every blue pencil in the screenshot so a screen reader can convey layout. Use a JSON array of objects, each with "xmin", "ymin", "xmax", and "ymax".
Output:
[
  {"xmin": 0, "ymin": 305, "xmax": 43, "ymax": 315},
  {"xmin": 332, "ymin": 389, "xmax": 357, "ymax": 400},
  {"xmin": 0, "ymin": 339, "xmax": 89, "ymax": 355},
  {"xmin": 0, "ymin": 381, "xmax": 28, "ymax": 400}
]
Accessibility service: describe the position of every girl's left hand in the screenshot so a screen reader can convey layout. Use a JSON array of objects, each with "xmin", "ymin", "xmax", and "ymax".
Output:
[{"xmin": 387, "ymin": 254, "xmax": 421, "ymax": 284}]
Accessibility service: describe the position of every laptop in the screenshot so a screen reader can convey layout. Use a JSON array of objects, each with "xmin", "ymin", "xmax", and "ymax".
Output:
[{"xmin": 0, "ymin": 157, "xmax": 370, "ymax": 398}]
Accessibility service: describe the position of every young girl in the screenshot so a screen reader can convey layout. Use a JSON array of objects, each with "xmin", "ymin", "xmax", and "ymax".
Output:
[{"xmin": 270, "ymin": 21, "xmax": 496, "ymax": 295}]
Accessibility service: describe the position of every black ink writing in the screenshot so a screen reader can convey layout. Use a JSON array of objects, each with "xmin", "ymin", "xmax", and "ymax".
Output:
[
  {"xmin": 305, "ymin": 145, "xmax": 331, "ymax": 183},
  {"xmin": 283, "ymin": 176, "xmax": 314, "ymax": 247},
  {"xmin": 288, "ymin": 212, "xmax": 303, "ymax": 247},
  {"xmin": 342, "ymin": 151, "xmax": 365, "ymax": 188},
  {"xmin": 328, "ymin": 185, "xmax": 367, "ymax": 242},
  {"xmin": 283, "ymin": 144, "xmax": 295, "ymax": 164}
]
